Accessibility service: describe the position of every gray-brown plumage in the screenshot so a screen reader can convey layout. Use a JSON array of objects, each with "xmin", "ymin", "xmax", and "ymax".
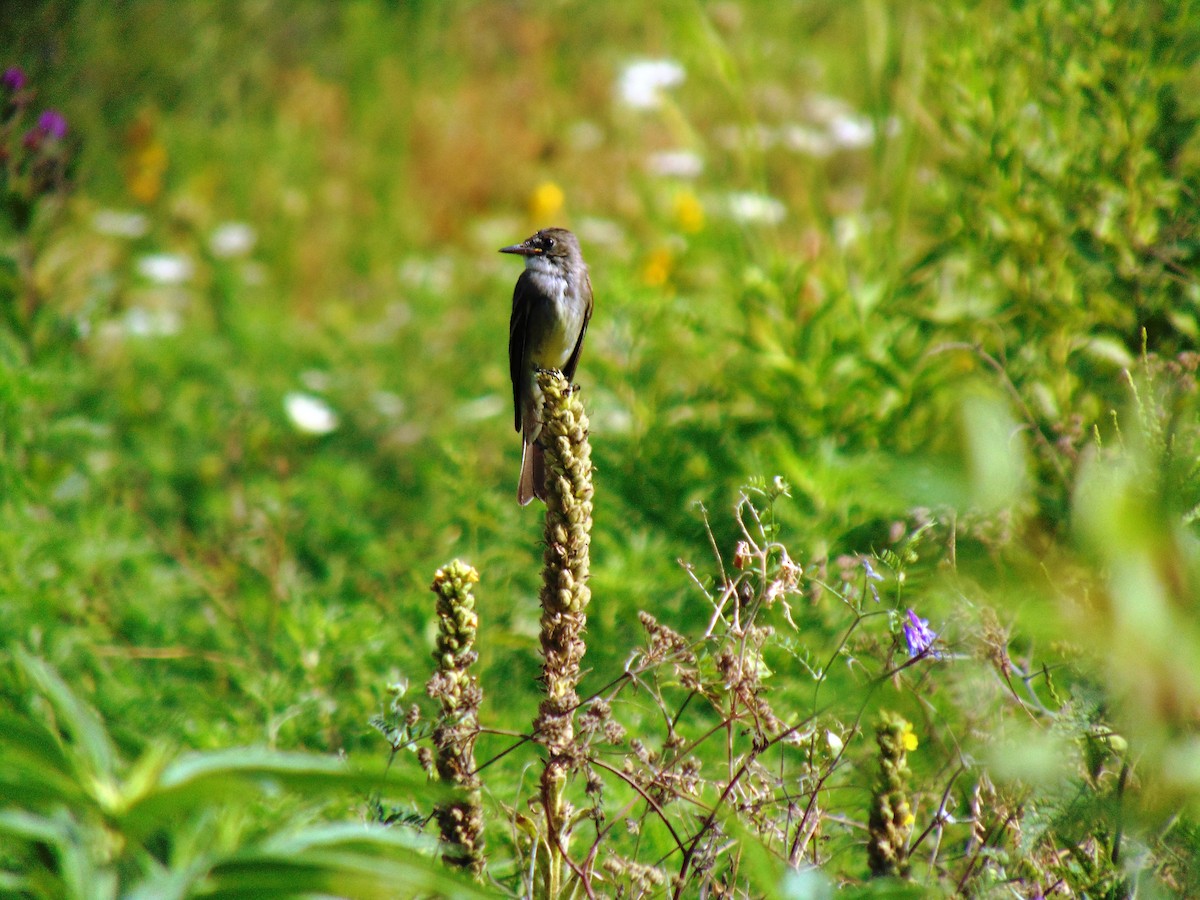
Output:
[{"xmin": 501, "ymin": 228, "xmax": 593, "ymax": 505}]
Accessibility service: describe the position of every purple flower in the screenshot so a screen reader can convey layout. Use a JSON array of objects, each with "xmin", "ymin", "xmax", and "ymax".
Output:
[
  {"xmin": 23, "ymin": 108, "xmax": 68, "ymax": 150},
  {"xmin": 2, "ymin": 66, "xmax": 25, "ymax": 92},
  {"xmin": 862, "ymin": 557, "xmax": 883, "ymax": 603},
  {"xmin": 36, "ymin": 109, "xmax": 67, "ymax": 139},
  {"xmin": 902, "ymin": 609, "xmax": 938, "ymax": 659}
]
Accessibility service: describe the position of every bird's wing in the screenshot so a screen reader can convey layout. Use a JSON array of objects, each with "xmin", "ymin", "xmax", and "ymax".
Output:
[{"xmin": 509, "ymin": 271, "xmax": 532, "ymax": 432}]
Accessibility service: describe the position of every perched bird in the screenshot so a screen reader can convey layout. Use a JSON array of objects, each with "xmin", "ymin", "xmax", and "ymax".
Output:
[{"xmin": 501, "ymin": 227, "xmax": 593, "ymax": 505}]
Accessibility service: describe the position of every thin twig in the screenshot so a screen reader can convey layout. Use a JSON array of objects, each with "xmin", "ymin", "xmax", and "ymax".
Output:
[{"xmin": 589, "ymin": 757, "xmax": 689, "ymax": 855}]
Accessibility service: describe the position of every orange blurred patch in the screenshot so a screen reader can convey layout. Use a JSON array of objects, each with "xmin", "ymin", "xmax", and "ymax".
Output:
[
  {"xmin": 529, "ymin": 181, "xmax": 564, "ymax": 223},
  {"xmin": 672, "ymin": 190, "xmax": 704, "ymax": 234},
  {"xmin": 124, "ymin": 110, "xmax": 168, "ymax": 204},
  {"xmin": 641, "ymin": 246, "xmax": 673, "ymax": 286}
]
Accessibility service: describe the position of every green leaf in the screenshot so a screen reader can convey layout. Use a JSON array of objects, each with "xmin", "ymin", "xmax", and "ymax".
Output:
[
  {"xmin": 0, "ymin": 711, "xmax": 89, "ymax": 808},
  {"xmin": 14, "ymin": 650, "xmax": 116, "ymax": 779},
  {"xmin": 121, "ymin": 747, "xmax": 449, "ymax": 835},
  {"xmin": 0, "ymin": 808, "xmax": 70, "ymax": 846},
  {"xmin": 197, "ymin": 844, "xmax": 493, "ymax": 900}
]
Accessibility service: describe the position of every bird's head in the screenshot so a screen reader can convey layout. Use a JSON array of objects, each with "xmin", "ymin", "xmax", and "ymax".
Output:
[{"xmin": 499, "ymin": 228, "xmax": 581, "ymax": 265}]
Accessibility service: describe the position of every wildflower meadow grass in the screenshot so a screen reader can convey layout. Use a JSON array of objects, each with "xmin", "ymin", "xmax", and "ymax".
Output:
[{"xmin": 2, "ymin": 1, "xmax": 1199, "ymax": 896}]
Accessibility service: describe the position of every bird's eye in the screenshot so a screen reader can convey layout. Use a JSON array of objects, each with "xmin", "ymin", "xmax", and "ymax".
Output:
[{"xmin": 544, "ymin": 236, "xmax": 555, "ymax": 249}]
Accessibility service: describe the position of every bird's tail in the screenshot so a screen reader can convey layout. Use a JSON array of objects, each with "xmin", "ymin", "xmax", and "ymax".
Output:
[{"xmin": 517, "ymin": 438, "xmax": 546, "ymax": 506}]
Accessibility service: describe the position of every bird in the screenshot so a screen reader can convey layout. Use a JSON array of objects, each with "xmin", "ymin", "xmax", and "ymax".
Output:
[{"xmin": 501, "ymin": 227, "xmax": 593, "ymax": 505}]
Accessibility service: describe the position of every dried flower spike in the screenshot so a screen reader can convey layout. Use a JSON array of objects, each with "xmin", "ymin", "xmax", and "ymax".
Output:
[
  {"xmin": 867, "ymin": 711, "xmax": 916, "ymax": 878},
  {"xmin": 427, "ymin": 559, "xmax": 485, "ymax": 874},
  {"xmin": 531, "ymin": 369, "xmax": 594, "ymax": 897}
]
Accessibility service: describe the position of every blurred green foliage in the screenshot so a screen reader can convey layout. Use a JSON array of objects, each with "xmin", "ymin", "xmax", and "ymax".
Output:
[{"xmin": 0, "ymin": 0, "xmax": 1198, "ymax": 895}]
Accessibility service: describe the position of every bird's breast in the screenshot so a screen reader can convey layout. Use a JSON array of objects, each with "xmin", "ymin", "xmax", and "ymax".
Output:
[{"xmin": 525, "ymin": 269, "xmax": 585, "ymax": 368}]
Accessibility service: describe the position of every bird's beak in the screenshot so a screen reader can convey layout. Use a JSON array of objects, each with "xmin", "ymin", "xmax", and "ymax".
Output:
[{"xmin": 499, "ymin": 241, "xmax": 541, "ymax": 256}]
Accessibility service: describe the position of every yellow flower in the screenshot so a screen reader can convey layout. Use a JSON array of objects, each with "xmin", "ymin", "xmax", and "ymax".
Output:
[
  {"xmin": 529, "ymin": 180, "xmax": 565, "ymax": 222},
  {"xmin": 124, "ymin": 112, "xmax": 168, "ymax": 205},
  {"xmin": 641, "ymin": 246, "xmax": 673, "ymax": 286},
  {"xmin": 901, "ymin": 724, "xmax": 918, "ymax": 752},
  {"xmin": 902, "ymin": 812, "xmax": 915, "ymax": 828},
  {"xmin": 673, "ymin": 190, "xmax": 705, "ymax": 233}
]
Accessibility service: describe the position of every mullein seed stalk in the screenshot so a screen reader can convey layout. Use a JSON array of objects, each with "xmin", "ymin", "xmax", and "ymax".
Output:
[
  {"xmin": 428, "ymin": 559, "xmax": 485, "ymax": 874},
  {"xmin": 867, "ymin": 711, "xmax": 915, "ymax": 878},
  {"xmin": 532, "ymin": 369, "xmax": 593, "ymax": 897}
]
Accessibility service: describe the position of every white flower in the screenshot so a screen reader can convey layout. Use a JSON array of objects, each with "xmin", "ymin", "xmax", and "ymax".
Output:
[
  {"xmin": 827, "ymin": 113, "xmax": 874, "ymax": 149},
  {"xmin": 726, "ymin": 192, "xmax": 787, "ymax": 225},
  {"xmin": 136, "ymin": 253, "xmax": 193, "ymax": 285},
  {"xmin": 646, "ymin": 150, "xmax": 703, "ymax": 178},
  {"xmin": 284, "ymin": 391, "xmax": 339, "ymax": 435},
  {"xmin": 798, "ymin": 93, "xmax": 879, "ymax": 152},
  {"xmin": 210, "ymin": 221, "xmax": 256, "ymax": 258},
  {"xmin": 92, "ymin": 209, "xmax": 148, "ymax": 238},
  {"xmin": 617, "ymin": 59, "xmax": 685, "ymax": 110}
]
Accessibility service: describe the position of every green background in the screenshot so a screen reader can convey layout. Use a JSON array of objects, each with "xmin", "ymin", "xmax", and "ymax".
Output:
[{"xmin": 2, "ymin": 1, "xmax": 1199, "ymax": 895}]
